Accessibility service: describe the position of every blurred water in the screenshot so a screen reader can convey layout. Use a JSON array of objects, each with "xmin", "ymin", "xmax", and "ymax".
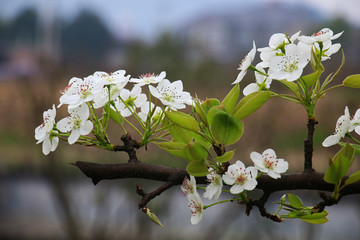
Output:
[{"xmin": 0, "ymin": 176, "xmax": 359, "ymax": 240}]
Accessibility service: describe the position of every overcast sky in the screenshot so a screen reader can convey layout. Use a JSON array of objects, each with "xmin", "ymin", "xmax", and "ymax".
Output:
[{"xmin": 1, "ymin": 0, "xmax": 359, "ymax": 40}]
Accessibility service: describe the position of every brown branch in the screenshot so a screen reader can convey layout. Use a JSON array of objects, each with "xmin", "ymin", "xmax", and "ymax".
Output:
[
  {"xmin": 304, "ymin": 118, "xmax": 317, "ymax": 172},
  {"xmin": 73, "ymin": 161, "xmax": 360, "ymax": 196}
]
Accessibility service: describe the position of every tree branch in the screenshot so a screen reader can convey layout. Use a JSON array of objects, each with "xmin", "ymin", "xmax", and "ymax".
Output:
[{"xmin": 73, "ymin": 161, "xmax": 360, "ymax": 196}]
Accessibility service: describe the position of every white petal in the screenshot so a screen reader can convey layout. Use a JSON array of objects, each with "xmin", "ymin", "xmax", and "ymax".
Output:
[
  {"xmin": 42, "ymin": 136, "xmax": 52, "ymax": 155},
  {"xmin": 50, "ymin": 136, "xmax": 59, "ymax": 151},
  {"xmin": 250, "ymin": 151, "xmax": 263, "ymax": 165},
  {"xmin": 230, "ymin": 184, "xmax": 244, "ymax": 194},
  {"xmin": 222, "ymin": 174, "xmax": 235, "ymax": 185},
  {"xmin": 57, "ymin": 117, "xmax": 74, "ymax": 132},
  {"xmin": 267, "ymin": 171, "xmax": 281, "ymax": 179},
  {"xmin": 80, "ymin": 120, "xmax": 93, "ymax": 135},
  {"xmin": 322, "ymin": 134, "xmax": 341, "ymax": 147},
  {"xmin": 243, "ymin": 83, "xmax": 259, "ymax": 96},
  {"xmin": 232, "ymin": 70, "xmax": 246, "ymax": 84},
  {"xmin": 68, "ymin": 130, "xmax": 81, "ymax": 144},
  {"xmin": 244, "ymin": 179, "xmax": 257, "ymax": 191}
]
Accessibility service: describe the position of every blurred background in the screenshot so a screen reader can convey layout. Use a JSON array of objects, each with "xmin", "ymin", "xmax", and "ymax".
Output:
[{"xmin": 0, "ymin": 0, "xmax": 360, "ymax": 239}]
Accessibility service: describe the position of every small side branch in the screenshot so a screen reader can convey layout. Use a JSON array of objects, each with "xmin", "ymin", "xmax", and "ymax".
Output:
[
  {"xmin": 113, "ymin": 134, "xmax": 141, "ymax": 163},
  {"xmin": 136, "ymin": 182, "xmax": 175, "ymax": 208}
]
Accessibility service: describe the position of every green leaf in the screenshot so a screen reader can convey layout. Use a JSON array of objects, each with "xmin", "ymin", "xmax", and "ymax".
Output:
[
  {"xmin": 215, "ymin": 150, "xmax": 235, "ymax": 163},
  {"xmin": 302, "ymin": 69, "xmax": 323, "ymax": 88},
  {"xmin": 343, "ymin": 74, "xmax": 360, "ymax": 88},
  {"xmin": 324, "ymin": 143, "xmax": 355, "ymax": 184},
  {"xmin": 344, "ymin": 170, "xmax": 360, "ymax": 186},
  {"xmin": 108, "ymin": 107, "xmax": 124, "ymax": 126},
  {"xmin": 232, "ymin": 91, "xmax": 271, "ymax": 120},
  {"xmin": 278, "ymin": 79, "xmax": 299, "ymax": 94},
  {"xmin": 183, "ymin": 141, "xmax": 208, "ymax": 161},
  {"xmin": 208, "ymin": 106, "xmax": 244, "ymax": 145},
  {"xmin": 287, "ymin": 193, "xmax": 304, "ymax": 209},
  {"xmin": 201, "ymin": 98, "xmax": 220, "ymax": 114},
  {"xmin": 221, "ymin": 84, "xmax": 240, "ymax": 112},
  {"xmin": 301, "ymin": 211, "xmax": 328, "ymax": 219},
  {"xmin": 338, "ymin": 142, "xmax": 360, "ymax": 155},
  {"xmin": 287, "ymin": 210, "xmax": 307, "ymax": 218},
  {"xmin": 165, "ymin": 111, "xmax": 200, "ymax": 132},
  {"xmin": 154, "ymin": 142, "xmax": 188, "ymax": 159},
  {"xmin": 194, "ymin": 98, "xmax": 208, "ymax": 126},
  {"xmin": 169, "ymin": 123, "xmax": 194, "ymax": 143},
  {"xmin": 300, "ymin": 217, "xmax": 329, "ymax": 224},
  {"xmin": 186, "ymin": 160, "xmax": 209, "ymax": 177}
]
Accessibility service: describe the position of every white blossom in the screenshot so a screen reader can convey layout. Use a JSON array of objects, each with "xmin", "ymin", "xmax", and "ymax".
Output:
[
  {"xmin": 138, "ymin": 101, "xmax": 163, "ymax": 124},
  {"xmin": 243, "ymin": 65, "xmax": 272, "ymax": 96},
  {"xmin": 58, "ymin": 75, "xmax": 104, "ymax": 109},
  {"xmin": 187, "ymin": 193, "xmax": 203, "ymax": 225},
  {"xmin": 222, "ymin": 160, "xmax": 258, "ymax": 194},
  {"xmin": 149, "ymin": 79, "xmax": 192, "ymax": 110},
  {"xmin": 181, "ymin": 175, "xmax": 198, "ymax": 197},
  {"xmin": 233, "ymin": 41, "xmax": 256, "ymax": 84},
  {"xmin": 203, "ymin": 168, "xmax": 223, "ymax": 200},
  {"xmin": 250, "ymin": 149, "xmax": 288, "ymax": 179},
  {"xmin": 35, "ymin": 105, "xmax": 59, "ymax": 155},
  {"xmin": 93, "ymin": 69, "xmax": 130, "ymax": 86},
  {"xmin": 57, "ymin": 104, "xmax": 93, "ymax": 144},
  {"xmin": 350, "ymin": 108, "xmax": 360, "ymax": 135},
  {"xmin": 130, "ymin": 71, "xmax": 166, "ymax": 86},
  {"xmin": 268, "ymin": 44, "xmax": 309, "ymax": 82},
  {"xmin": 322, "ymin": 106, "xmax": 351, "ymax": 147},
  {"xmin": 114, "ymin": 85, "xmax": 147, "ymax": 117},
  {"xmin": 298, "ymin": 28, "xmax": 343, "ymax": 45}
]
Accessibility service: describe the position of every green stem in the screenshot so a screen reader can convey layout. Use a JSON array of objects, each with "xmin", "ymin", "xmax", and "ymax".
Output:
[{"xmin": 203, "ymin": 198, "xmax": 242, "ymax": 210}]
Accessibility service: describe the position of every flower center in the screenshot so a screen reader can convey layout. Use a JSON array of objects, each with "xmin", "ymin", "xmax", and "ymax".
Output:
[
  {"xmin": 280, "ymin": 55, "xmax": 299, "ymax": 73},
  {"xmin": 189, "ymin": 199, "xmax": 202, "ymax": 215},
  {"xmin": 73, "ymin": 116, "xmax": 82, "ymax": 130},
  {"xmin": 124, "ymin": 96, "xmax": 137, "ymax": 108},
  {"xmin": 161, "ymin": 91, "xmax": 176, "ymax": 102},
  {"xmin": 79, "ymin": 84, "xmax": 91, "ymax": 99},
  {"xmin": 312, "ymin": 29, "xmax": 329, "ymax": 37},
  {"xmin": 235, "ymin": 173, "xmax": 247, "ymax": 185}
]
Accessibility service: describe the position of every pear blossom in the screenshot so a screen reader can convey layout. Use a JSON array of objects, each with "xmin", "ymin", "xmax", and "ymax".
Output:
[
  {"xmin": 243, "ymin": 65, "xmax": 272, "ymax": 96},
  {"xmin": 232, "ymin": 41, "xmax": 256, "ymax": 84},
  {"xmin": 114, "ymin": 85, "xmax": 147, "ymax": 117},
  {"xmin": 322, "ymin": 106, "xmax": 351, "ymax": 147},
  {"xmin": 250, "ymin": 149, "xmax": 288, "ymax": 179},
  {"xmin": 298, "ymin": 28, "xmax": 343, "ymax": 45},
  {"xmin": 187, "ymin": 193, "xmax": 203, "ymax": 225},
  {"xmin": 203, "ymin": 168, "xmax": 223, "ymax": 200},
  {"xmin": 268, "ymin": 44, "xmax": 309, "ymax": 82},
  {"xmin": 222, "ymin": 160, "xmax": 258, "ymax": 194},
  {"xmin": 258, "ymin": 31, "xmax": 300, "ymax": 68},
  {"xmin": 350, "ymin": 108, "xmax": 360, "ymax": 135},
  {"xmin": 138, "ymin": 101, "xmax": 163, "ymax": 123},
  {"xmin": 58, "ymin": 75, "xmax": 104, "ymax": 109},
  {"xmin": 57, "ymin": 104, "xmax": 93, "ymax": 144},
  {"xmin": 149, "ymin": 79, "xmax": 192, "ymax": 110},
  {"xmin": 181, "ymin": 175, "xmax": 198, "ymax": 197},
  {"xmin": 35, "ymin": 105, "xmax": 59, "ymax": 155},
  {"xmin": 93, "ymin": 69, "xmax": 130, "ymax": 86},
  {"xmin": 130, "ymin": 71, "xmax": 166, "ymax": 86},
  {"xmin": 93, "ymin": 81, "xmax": 128, "ymax": 109}
]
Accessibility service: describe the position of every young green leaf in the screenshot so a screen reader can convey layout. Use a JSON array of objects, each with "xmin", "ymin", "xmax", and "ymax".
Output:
[
  {"xmin": 221, "ymin": 84, "xmax": 240, "ymax": 112},
  {"xmin": 344, "ymin": 170, "xmax": 360, "ymax": 187},
  {"xmin": 169, "ymin": 123, "xmax": 194, "ymax": 143},
  {"xmin": 300, "ymin": 217, "xmax": 329, "ymax": 224},
  {"xmin": 165, "ymin": 111, "xmax": 200, "ymax": 132},
  {"xmin": 215, "ymin": 150, "xmax": 235, "ymax": 163},
  {"xmin": 343, "ymin": 74, "xmax": 360, "ymax": 88},
  {"xmin": 338, "ymin": 142, "xmax": 360, "ymax": 155},
  {"xmin": 287, "ymin": 193, "xmax": 305, "ymax": 209},
  {"xmin": 324, "ymin": 143, "xmax": 355, "ymax": 184},
  {"xmin": 194, "ymin": 98, "xmax": 208, "ymax": 126},
  {"xmin": 208, "ymin": 107, "xmax": 244, "ymax": 145},
  {"xmin": 183, "ymin": 141, "xmax": 208, "ymax": 161},
  {"xmin": 186, "ymin": 160, "xmax": 209, "ymax": 177},
  {"xmin": 301, "ymin": 69, "xmax": 323, "ymax": 88},
  {"xmin": 278, "ymin": 79, "xmax": 299, "ymax": 94},
  {"xmin": 107, "ymin": 107, "xmax": 124, "ymax": 126},
  {"xmin": 201, "ymin": 98, "xmax": 220, "ymax": 114},
  {"xmin": 154, "ymin": 142, "xmax": 188, "ymax": 159},
  {"xmin": 232, "ymin": 91, "xmax": 271, "ymax": 120}
]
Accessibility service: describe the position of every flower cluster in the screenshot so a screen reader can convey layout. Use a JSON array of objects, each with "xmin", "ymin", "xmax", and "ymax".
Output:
[
  {"xmin": 233, "ymin": 28, "xmax": 343, "ymax": 96},
  {"xmin": 35, "ymin": 70, "xmax": 192, "ymax": 155},
  {"xmin": 322, "ymin": 106, "xmax": 360, "ymax": 147},
  {"xmin": 183, "ymin": 148, "xmax": 288, "ymax": 224}
]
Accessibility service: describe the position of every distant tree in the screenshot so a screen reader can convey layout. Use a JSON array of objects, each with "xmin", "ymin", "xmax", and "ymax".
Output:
[{"xmin": 61, "ymin": 10, "xmax": 115, "ymax": 68}]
